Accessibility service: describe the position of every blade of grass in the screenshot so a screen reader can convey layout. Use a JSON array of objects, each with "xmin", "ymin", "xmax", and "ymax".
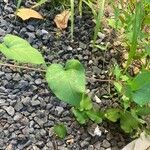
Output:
[
  {"xmin": 125, "ymin": 1, "xmax": 143, "ymax": 71},
  {"xmin": 32, "ymin": 0, "xmax": 48, "ymax": 8},
  {"xmin": 93, "ymin": 0, "xmax": 105, "ymax": 46},
  {"xmin": 70, "ymin": 0, "xmax": 74, "ymax": 41},
  {"xmin": 79, "ymin": 0, "xmax": 83, "ymax": 16},
  {"xmin": 16, "ymin": 0, "xmax": 22, "ymax": 12},
  {"xmin": 82, "ymin": 0, "xmax": 97, "ymax": 18}
]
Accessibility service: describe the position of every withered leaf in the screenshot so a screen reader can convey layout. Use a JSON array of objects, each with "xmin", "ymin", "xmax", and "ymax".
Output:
[
  {"xmin": 54, "ymin": 10, "xmax": 71, "ymax": 30},
  {"xmin": 16, "ymin": 8, "xmax": 43, "ymax": 20}
]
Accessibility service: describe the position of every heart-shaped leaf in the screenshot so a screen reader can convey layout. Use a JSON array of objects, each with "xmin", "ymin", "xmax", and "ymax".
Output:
[
  {"xmin": 0, "ymin": 34, "xmax": 45, "ymax": 65},
  {"xmin": 132, "ymin": 84, "xmax": 150, "ymax": 105},
  {"xmin": 46, "ymin": 59, "xmax": 85, "ymax": 106}
]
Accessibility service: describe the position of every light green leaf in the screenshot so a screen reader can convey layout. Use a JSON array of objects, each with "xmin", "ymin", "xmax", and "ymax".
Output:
[
  {"xmin": 86, "ymin": 109, "xmax": 102, "ymax": 124},
  {"xmin": 114, "ymin": 81, "xmax": 122, "ymax": 93},
  {"xmin": 132, "ymin": 84, "xmax": 150, "ymax": 105},
  {"xmin": 46, "ymin": 59, "xmax": 85, "ymax": 107},
  {"xmin": 120, "ymin": 111, "xmax": 139, "ymax": 133},
  {"xmin": 72, "ymin": 107, "xmax": 88, "ymax": 124},
  {"xmin": 105, "ymin": 108, "xmax": 120, "ymax": 122},
  {"xmin": 79, "ymin": 94, "xmax": 93, "ymax": 111},
  {"xmin": 0, "ymin": 34, "xmax": 45, "ymax": 64},
  {"xmin": 136, "ymin": 107, "xmax": 150, "ymax": 116},
  {"xmin": 53, "ymin": 124, "xmax": 67, "ymax": 139}
]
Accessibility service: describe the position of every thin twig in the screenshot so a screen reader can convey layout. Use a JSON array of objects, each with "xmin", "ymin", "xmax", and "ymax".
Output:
[
  {"xmin": 0, "ymin": 62, "xmax": 114, "ymax": 82},
  {"xmin": 0, "ymin": 62, "xmax": 46, "ymax": 72}
]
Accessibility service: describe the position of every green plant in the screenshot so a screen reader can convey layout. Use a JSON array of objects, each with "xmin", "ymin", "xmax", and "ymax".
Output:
[
  {"xmin": 93, "ymin": 0, "xmax": 105, "ymax": 46},
  {"xmin": 108, "ymin": 0, "xmax": 149, "ymax": 71},
  {"xmin": 0, "ymin": 34, "xmax": 149, "ymax": 135},
  {"xmin": 109, "ymin": 64, "xmax": 150, "ymax": 133},
  {"xmin": 53, "ymin": 124, "xmax": 67, "ymax": 139},
  {"xmin": 0, "ymin": 34, "xmax": 102, "ymax": 125}
]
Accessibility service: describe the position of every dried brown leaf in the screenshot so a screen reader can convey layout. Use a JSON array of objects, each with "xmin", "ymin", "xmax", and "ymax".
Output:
[
  {"xmin": 16, "ymin": 8, "xmax": 43, "ymax": 20},
  {"xmin": 54, "ymin": 10, "xmax": 71, "ymax": 30}
]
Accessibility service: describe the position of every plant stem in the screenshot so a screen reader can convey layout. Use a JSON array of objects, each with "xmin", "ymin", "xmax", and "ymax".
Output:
[
  {"xmin": 0, "ymin": 62, "xmax": 115, "ymax": 82},
  {"xmin": 0, "ymin": 62, "xmax": 46, "ymax": 72},
  {"xmin": 125, "ymin": 1, "xmax": 143, "ymax": 72},
  {"xmin": 93, "ymin": 0, "xmax": 105, "ymax": 46},
  {"xmin": 70, "ymin": 0, "xmax": 74, "ymax": 40}
]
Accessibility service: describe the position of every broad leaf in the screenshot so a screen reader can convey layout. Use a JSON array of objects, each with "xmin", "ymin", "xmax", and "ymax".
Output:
[
  {"xmin": 46, "ymin": 59, "xmax": 85, "ymax": 106},
  {"xmin": 86, "ymin": 109, "xmax": 102, "ymax": 124},
  {"xmin": 72, "ymin": 107, "xmax": 87, "ymax": 124},
  {"xmin": 105, "ymin": 108, "xmax": 120, "ymax": 122},
  {"xmin": 120, "ymin": 111, "xmax": 139, "ymax": 133},
  {"xmin": 130, "ymin": 71, "xmax": 150, "ymax": 91},
  {"xmin": 132, "ymin": 84, "xmax": 150, "ymax": 105},
  {"xmin": 53, "ymin": 124, "xmax": 67, "ymax": 139},
  {"xmin": 0, "ymin": 34, "xmax": 45, "ymax": 64},
  {"xmin": 136, "ymin": 107, "xmax": 150, "ymax": 116},
  {"xmin": 79, "ymin": 94, "xmax": 93, "ymax": 111}
]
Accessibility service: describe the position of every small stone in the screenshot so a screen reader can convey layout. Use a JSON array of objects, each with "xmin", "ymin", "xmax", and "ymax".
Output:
[
  {"xmin": 88, "ymin": 145, "xmax": 94, "ymax": 150},
  {"xmin": 0, "ymin": 71, "xmax": 4, "ymax": 77},
  {"xmin": 13, "ymin": 113, "xmax": 23, "ymax": 121},
  {"xmin": 102, "ymin": 140, "xmax": 111, "ymax": 148},
  {"xmin": 35, "ymin": 79, "xmax": 42, "ymax": 85},
  {"xmin": 94, "ymin": 95, "xmax": 101, "ymax": 103},
  {"xmin": 14, "ymin": 101, "xmax": 23, "ymax": 111},
  {"xmin": 46, "ymin": 141, "xmax": 54, "ymax": 148},
  {"xmin": 41, "ymin": 29, "xmax": 48, "ymax": 34},
  {"xmin": 3, "ymin": 106, "xmax": 15, "ymax": 116},
  {"xmin": 0, "ymin": 28, "xmax": 5, "ymax": 36},
  {"xmin": 55, "ymin": 106, "xmax": 64, "ymax": 115},
  {"xmin": 36, "ymin": 141, "xmax": 44, "ymax": 148},
  {"xmin": 80, "ymin": 140, "xmax": 89, "ymax": 148},
  {"xmin": 5, "ymin": 143, "xmax": 14, "ymax": 150},
  {"xmin": 26, "ymin": 25, "xmax": 35, "ymax": 31},
  {"xmin": 79, "ymin": 42, "xmax": 86, "ymax": 49},
  {"xmin": 31, "ymin": 100, "xmax": 40, "ymax": 106},
  {"xmin": 40, "ymin": 129, "xmax": 46, "ymax": 137},
  {"xmin": 32, "ymin": 145, "xmax": 40, "ymax": 150}
]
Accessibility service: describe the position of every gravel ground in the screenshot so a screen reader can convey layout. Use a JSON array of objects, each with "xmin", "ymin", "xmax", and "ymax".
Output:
[{"xmin": 0, "ymin": 0, "xmax": 131, "ymax": 149}]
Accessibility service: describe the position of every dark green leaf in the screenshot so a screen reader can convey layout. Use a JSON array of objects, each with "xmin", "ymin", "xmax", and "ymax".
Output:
[
  {"xmin": 0, "ymin": 34, "xmax": 45, "ymax": 64},
  {"xmin": 53, "ymin": 124, "xmax": 67, "ymax": 139},
  {"xmin": 136, "ymin": 107, "xmax": 150, "ymax": 116},
  {"xmin": 120, "ymin": 111, "xmax": 139, "ymax": 133},
  {"xmin": 130, "ymin": 71, "xmax": 150, "ymax": 91},
  {"xmin": 132, "ymin": 84, "xmax": 150, "ymax": 105},
  {"xmin": 46, "ymin": 59, "xmax": 85, "ymax": 107}
]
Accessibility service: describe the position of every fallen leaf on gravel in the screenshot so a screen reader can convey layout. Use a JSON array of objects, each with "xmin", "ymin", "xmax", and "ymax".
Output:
[
  {"xmin": 122, "ymin": 132, "xmax": 150, "ymax": 150},
  {"xmin": 16, "ymin": 8, "xmax": 43, "ymax": 20},
  {"xmin": 54, "ymin": 10, "xmax": 71, "ymax": 30}
]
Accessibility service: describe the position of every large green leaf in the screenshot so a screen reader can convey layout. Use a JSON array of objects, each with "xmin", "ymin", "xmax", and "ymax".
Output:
[
  {"xmin": 120, "ymin": 111, "xmax": 139, "ymax": 133},
  {"xmin": 130, "ymin": 71, "xmax": 150, "ymax": 91},
  {"xmin": 0, "ymin": 34, "xmax": 45, "ymax": 64},
  {"xmin": 132, "ymin": 84, "xmax": 150, "ymax": 105},
  {"xmin": 46, "ymin": 59, "xmax": 85, "ymax": 106}
]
